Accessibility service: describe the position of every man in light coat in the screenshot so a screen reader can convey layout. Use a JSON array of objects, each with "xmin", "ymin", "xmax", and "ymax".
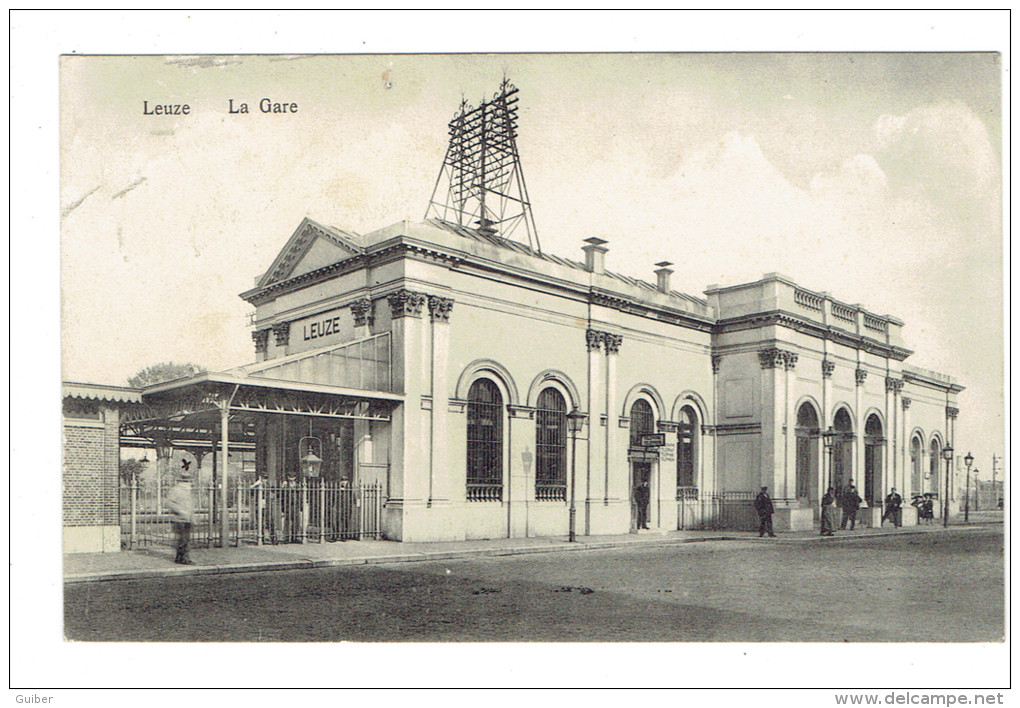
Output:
[{"xmin": 165, "ymin": 462, "xmax": 196, "ymax": 565}]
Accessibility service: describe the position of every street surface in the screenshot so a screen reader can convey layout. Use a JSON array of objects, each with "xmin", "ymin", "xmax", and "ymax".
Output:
[{"xmin": 65, "ymin": 526, "xmax": 1003, "ymax": 642}]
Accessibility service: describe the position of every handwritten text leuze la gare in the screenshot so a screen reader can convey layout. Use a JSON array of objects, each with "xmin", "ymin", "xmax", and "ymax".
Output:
[{"xmin": 142, "ymin": 98, "xmax": 298, "ymax": 115}]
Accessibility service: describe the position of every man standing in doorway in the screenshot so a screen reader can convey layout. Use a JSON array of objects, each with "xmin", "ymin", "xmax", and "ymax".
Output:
[
  {"xmin": 754, "ymin": 486, "xmax": 776, "ymax": 537},
  {"xmin": 635, "ymin": 480, "xmax": 651, "ymax": 530}
]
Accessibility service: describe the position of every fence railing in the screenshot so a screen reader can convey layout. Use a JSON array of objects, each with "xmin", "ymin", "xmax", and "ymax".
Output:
[
  {"xmin": 676, "ymin": 491, "xmax": 797, "ymax": 531},
  {"xmin": 120, "ymin": 480, "xmax": 385, "ymax": 549}
]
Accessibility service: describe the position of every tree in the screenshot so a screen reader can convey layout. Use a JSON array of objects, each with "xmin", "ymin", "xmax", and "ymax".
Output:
[
  {"xmin": 120, "ymin": 458, "xmax": 146, "ymax": 484},
  {"xmin": 127, "ymin": 362, "xmax": 206, "ymax": 388}
]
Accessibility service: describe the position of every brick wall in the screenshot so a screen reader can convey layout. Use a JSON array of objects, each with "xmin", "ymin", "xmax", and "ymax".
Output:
[{"xmin": 63, "ymin": 405, "xmax": 120, "ymax": 527}]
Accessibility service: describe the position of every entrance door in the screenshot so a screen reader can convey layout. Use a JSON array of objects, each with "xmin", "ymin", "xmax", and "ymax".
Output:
[{"xmin": 631, "ymin": 462, "xmax": 651, "ymax": 532}]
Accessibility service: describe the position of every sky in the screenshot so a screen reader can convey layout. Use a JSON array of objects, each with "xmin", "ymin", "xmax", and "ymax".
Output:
[{"xmin": 59, "ymin": 51, "xmax": 1004, "ymax": 476}]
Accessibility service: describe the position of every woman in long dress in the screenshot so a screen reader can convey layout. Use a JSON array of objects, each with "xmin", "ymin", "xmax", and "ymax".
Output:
[{"xmin": 820, "ymin": 486, "xmax": 837, "ymax": 536}]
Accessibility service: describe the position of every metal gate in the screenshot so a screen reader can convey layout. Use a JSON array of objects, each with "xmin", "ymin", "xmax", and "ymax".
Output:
[
  {"xmin": 676, "ymin": 490, "xmax": 762, "ymax": 531},
  {"xmin": 120, "ymin": 479, "xmax": 385, "ymax": 549}
]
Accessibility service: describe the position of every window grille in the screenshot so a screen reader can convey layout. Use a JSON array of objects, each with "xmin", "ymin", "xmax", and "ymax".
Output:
[
  {"xmin": 535, "ymin": 388, "xmax": 567, "ymax": 501},
  {"xmin": 467, "ymin": 378, "xmax": 503, "ymax": 501},
  {"xmin": 629, "ymin": 399, "xmax": 654, "ymax": 448},
  {"xmin": 677, "ymin": 406, "xmax": 697, "ymax": 488}
]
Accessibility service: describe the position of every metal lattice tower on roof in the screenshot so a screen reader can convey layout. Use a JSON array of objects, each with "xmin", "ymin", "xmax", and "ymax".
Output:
[{"xmin": 426, "ymin": 78, "xmax": 541, "ymax": 252}]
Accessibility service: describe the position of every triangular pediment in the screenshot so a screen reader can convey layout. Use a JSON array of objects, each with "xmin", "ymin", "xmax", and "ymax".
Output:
[{"xmin": 257, "ymin": 217, "xmax": 364, "ymax": 288}]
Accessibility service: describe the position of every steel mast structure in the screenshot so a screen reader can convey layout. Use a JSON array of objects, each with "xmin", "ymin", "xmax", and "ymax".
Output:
[{"xmin": 426, "ymin": 78, "xmax": 541, "ymax": 252}]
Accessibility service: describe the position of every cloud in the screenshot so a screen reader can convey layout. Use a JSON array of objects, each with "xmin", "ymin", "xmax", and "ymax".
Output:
[{"xmin": 872, "ymin": 101, "xmax": 999, "ymax": 225}]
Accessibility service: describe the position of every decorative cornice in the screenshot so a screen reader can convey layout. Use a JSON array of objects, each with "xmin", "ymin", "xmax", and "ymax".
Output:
[
  {"xmin": 350, "ymin": 298, "xmax": 374, "ymax": 328},
  {"xmin": 272, "ymin": 322, "xmax": 290, "ymax": 347},
  {"xmin": 716, "ymin": 310, "xmax": 913, "ymax": 361},
  {"xmin": 822, "ymin": 359, "xmax": 835, "ymax": 378},
  {"xmin": 901, "ymin": 396, "xmax": 912, "ymax": 410},
  {"xmin": 885, "ymin": 376, "xmax": 904, "ymax": 393},
  {"xmin": 427, "ymin": 295, "xmax": 455, "ymax": 323},
  {"xmin": 387, "ymin": 289, "xmax": 428, "ymax": 319},
  {"xmin": 251, "ymin": 328, "xmax": 270, "ymax": 354},
  {"xmin": 946, "ymin": 406, "xmax": 959, "ymax": 420},
  {"xmin": 855, "ymin": 368, "xmax": 868, "ymax": 386}
]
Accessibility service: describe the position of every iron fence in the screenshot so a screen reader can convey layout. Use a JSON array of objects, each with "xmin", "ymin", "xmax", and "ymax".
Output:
[
  {"xmin": 676, "ymin": 490, "xmax": 797, "ymax": 531},
  {"xmin": 120, "ymin": 479, "xmax": 385, "ymax": 549}
]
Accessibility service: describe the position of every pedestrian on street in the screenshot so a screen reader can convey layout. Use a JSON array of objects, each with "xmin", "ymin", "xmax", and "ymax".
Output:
[
  {"xmin": 820, "ymin": 486, "xmax": 837, "ymax": 536},
  {"xmin": 635, "ymin": 480, "xmax": 651, "ymax": 529},
  {"xmin": 841, "ymin": 483, "xmax": 862, "ymax": 530},
  {"xmin": 165, "ymin": 461, "xmax": 195, "ymax": 565},
  {"xmin": 754, "ymin": 485, "xmax": 776, "ymax": 537},
  {"xmin": 921, "ymin": 493, "xmax": 935, "ymax": 524},
  {"xmin": 882, "ymin": 487, "xmax": 903, "ymax": 527}
]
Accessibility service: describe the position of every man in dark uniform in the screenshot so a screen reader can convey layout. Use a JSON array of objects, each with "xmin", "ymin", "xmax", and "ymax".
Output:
[
  {"xmin": 754, "ymin": 486, "xmax": 776, "ymax": 537},
  {"xmin": 882, "ymin": 487, "xmax": 903, "ymax": 527},
  {"xmin": 840, "ymin": 482, "xmax": 862, "ymax": 530},
  {"xmin": 635, "ymin": 480, "xmax": 651, "ymax": 529}
]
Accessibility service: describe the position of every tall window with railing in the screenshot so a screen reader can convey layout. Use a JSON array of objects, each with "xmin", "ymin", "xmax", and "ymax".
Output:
[
  {"xmin": 629, "ymin": 399, "xmax": 655, "ymax": 447},
  {"xmin": 466, "ymin": 378, "xmax": 503, "ymax": 501},
  {"xmin": 535, "ymin": 388, "xmax": 567, "ymax": 501},
  {"xmin": 677, "ymin": 406, "xmax": 698, "ymax": 489}
]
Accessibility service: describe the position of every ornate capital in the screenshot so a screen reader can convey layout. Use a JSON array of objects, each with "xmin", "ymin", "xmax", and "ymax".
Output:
[
  {"xmin": 252, "ymin": 328, "xmax": 270, "ymax": 354},
  {"xmin": 885, "ymin": 376, "xmax": 904, "ymax": 393},
  {"xmin": 902, "ymin": 396, "xmax": 912, "ymax": 410},
  {"xmin": 427, "ymin": 295, "xmax": 455, "ymax": 323},
  {"xmin": 388, "ymin": 289, "xmax": 427, "ymax": 319},
  {"xmin": 759, "ymin": 348, "xmax": 797, "ymax": 370},
  {"xmin": 657, "ymin": 421, "xmax": 679, "ymax": 433},
  {"xmin": 272, "ymin": 322, "xmax": 290, "ymax": 347},
  {"xmin": 604, "ymin": 333, "xmax": 623, "ymax": 354},
  {"xmin": 946, "ymin": 406, "xmax": 959, "ymax": 420},
  {"xmin": 855, "ymin": 368, "xmax": 868, "ymax": 386},
  {"xmin": 822, "ymin": 359, "xmax": 835, "ymax": 378},
  {"xmin": 711, "ymin": 355, "xmax": 722, "ymax": 374},
  {"xmin": 350, "ymin": 298, "xmax": 374, "ymax": 328},
  {"xmin": 586, "ymin": 328, "xmax": 605, "ymax": 352}
]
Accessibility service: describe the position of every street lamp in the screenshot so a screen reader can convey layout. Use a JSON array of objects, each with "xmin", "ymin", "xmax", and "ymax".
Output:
[
  {"xmin": 566, "ymin": 407, "xmax": 587, "ymax": 543},
  {"xmin": 963, "ymin": 452, "xmax": 974, "ymax": 522},
  {"xmin": 822, "ymin": 427, "xmax": 837, "ymax": 491},
  {"xmin": 942, "ymin": 445, "xmax": 954, "ymax": 527}
]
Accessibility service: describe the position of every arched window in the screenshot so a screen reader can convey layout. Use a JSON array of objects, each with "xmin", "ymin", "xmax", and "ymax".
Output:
[
  {"xmin": 795, "ymin": 403, "xmax": 820, "ymax": 501},
  {"xmin": 910, "ymin": 435, "xmax": 923, "ymax": 494},
  {"xmin": 929, "ymin": 438, "xmax": 942, "ymax": 495},
  {"xmin": 535, "ymin": 388, "xmax": 567, "ymax": 501},
  {"xmin": 629, "ymin": 399, "xmax": 655, "ymax": 447},
  {"xmin": 864, "ymin": 414, "xmax": 884, "ymax": 505},
  {"xmin": 467, "ymin": 378, "xmax": 503, "ymax": 501},
  {"xmin": 677, "ymin": 406, "xmax": 698, "ymax": 489}
]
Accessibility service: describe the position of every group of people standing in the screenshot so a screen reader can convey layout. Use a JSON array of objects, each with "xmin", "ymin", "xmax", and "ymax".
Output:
[{"xmin": 752, "ymin": 481, "xmax": 928, "ymax": 539}]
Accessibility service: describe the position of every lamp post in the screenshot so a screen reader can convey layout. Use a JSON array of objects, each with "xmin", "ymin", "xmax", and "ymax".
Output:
[
  {"xmin": 963, "ymin": 452, "xmax": 973, "ymax": 522},
  {"xmin": 942, "ymin": 445, "xmax": 954, "ymax": 527},
  {"xmin": 566, "ymin": 407, "xmax": 587, "ymax": 543},
  {"xmin": 822, "ymin": 427, "xmax": 837, "ymax": 492}
]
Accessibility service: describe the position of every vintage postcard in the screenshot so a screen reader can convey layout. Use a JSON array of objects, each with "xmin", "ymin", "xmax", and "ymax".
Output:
[{"xmin": 14, "ymin": 10, "xmax": 1010, "ymax": 694}]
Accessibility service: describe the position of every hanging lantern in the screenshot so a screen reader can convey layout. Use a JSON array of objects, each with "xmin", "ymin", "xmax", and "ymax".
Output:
[{"xmin": 300, "ymin": 421, "xmax": 323, "ymax": 478}]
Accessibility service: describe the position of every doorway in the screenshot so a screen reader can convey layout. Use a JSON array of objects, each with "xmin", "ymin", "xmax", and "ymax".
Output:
[{"xmin": 631, "ymin": 461, "xmax": 651, "ymax": 532}]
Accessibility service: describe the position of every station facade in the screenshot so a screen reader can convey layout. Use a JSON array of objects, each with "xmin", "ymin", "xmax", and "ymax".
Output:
[
  {"xmin": 63, "ymin": 214, "xmax": 963, "ymax": 550},
  {"xmin": 234, "ymin": 215, "xmax": 962, "ymax": 541}
]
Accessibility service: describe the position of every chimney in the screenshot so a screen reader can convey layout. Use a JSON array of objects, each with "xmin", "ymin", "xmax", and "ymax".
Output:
[
  {"xmin": 655, "ymin": 261, "xmax": 674, "ymax": 293},
  {"xmin": 582, "ymin": 237, "xmax": 609, "ymax": 274}
]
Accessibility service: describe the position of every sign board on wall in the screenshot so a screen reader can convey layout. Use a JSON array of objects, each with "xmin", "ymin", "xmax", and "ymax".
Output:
[{"xmin": 639, "ymin": 433, "xmax": 666, "ymax": 447}]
